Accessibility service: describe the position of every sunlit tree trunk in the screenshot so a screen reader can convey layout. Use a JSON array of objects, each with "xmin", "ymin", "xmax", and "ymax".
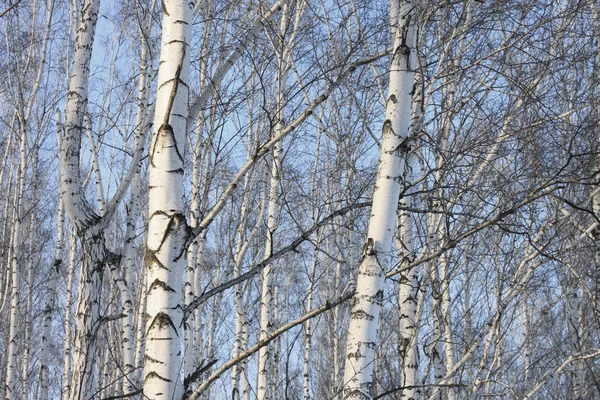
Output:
[
  {"xmin": 62, "ymin": 231, "xmax": 77, "ymax": 400},
  {"xmin": 342, "ymin": 1, "xmax": 416, "ymax": 398},
  {"xmin": 395, "ymin": 150, "xmax": 420, "ymax": 400},
  {"xmin": 143, "ymin": 0, "xmax": 192, "ymax": 398},
  {"xmin": 134, "ymin": 268, "xmax": 148, "ymax": 387},
  {"xmin": 59, "ymin": 1, "xmax": 110, "ymax": 398},
  {"xmin": 4, "ymin": 124, "xmax": 27, "ymax": 400},
  {"xmin": 232, "ymin": 173, "xmax": 266, "ymax": 399},
  {"xmin": 257, "ymin": 138, "xmax": 283, "ymax": 399},
  {"xmin": 257, "ymin": 39, "xmax": 288, "ymax": 400}
]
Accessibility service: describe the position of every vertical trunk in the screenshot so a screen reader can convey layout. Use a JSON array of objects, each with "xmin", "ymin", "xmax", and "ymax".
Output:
[
  {"xmin": 232, "ymin": 174, "xmax": 266, "ymax": 399},
  {"xmin": 0, "ymin": 127, "xmax": 15, "ymax": 314},
  {"xmin": 119, "ymin": 173, "xmax": 141, "ymax": 395},
  {"xmin": 40, "ymin": 196, "xmax": 65, "ymax": 400},
  {"xmin": 59, "ymin": 1, "xmax": 106, "ymax": 397},
  {"xmin": 62, "ymin": 231, "xmax": 77, "ymax": 400},
  {"xmin": 143, "ymin": 0, "xmax": 192, "ymax": 398},
  {"xmin": 133, "ymin": 268, "xmax": 148, "ymax": 388},
  {"xmin": 21, "ymin": 211, "xmax": 36, "ymax": 395},
  {"xmin": 440, "ymin": 252, "xmax": 455, "ymax": 400},
  {"xmin": 21, "ymin": 146, "xmax": 39, "ymax": 396},
  {"xmin": 184, "ymin": 11, "xmax": 212, "ymax": 387},
  {"xmin": 304, "ymin": 132, "xmax": 323, "ymax": 400},
  {"xmin": 342, "ymin": 1, "xmax": 416, "ymax": 398},
  {"xmin": 257, "ymin": 138, "xmax": 283, "ymax": 400},
  {"xmin": 61, "ymin": 0, "xmax": 100, "ymax": 233},
  {"xmin": 566, "ymin": 288, "xmax": 582, "ymax": 399},
  {"xmin": 118, "ymin": 37, "xmax": 149, "ymax": 386},
  {"xmin": 85, "ymin": 114, "xmax": 106, "ymax": 214},
  {"xmin": 70, "ymin": 232, "xmax": 108, "ymax": 400},
  {"xmin": 4, "ymin": 125, "xmax": 27, "ymax": 400},
  {"xmin": 271, "ymin": 284, "xmax": 281, "ymax": 396},
  {"xmin": 257, "ymin": 4, "xmax": 300, "ymax": 393},
  {"xmin": 193, "ymin": 236, "xmax": 207, "ymax": 371},
  {"xmin": 426, "ymin": 259, "xmax": 446, "ymax": 394},
  {"xmin": 303, "ymin": 250, "xmax": 319, "ymax": 400},
  {"xmin": 395, "ymin": 152, "xmax": 420, "ymax": 400}
]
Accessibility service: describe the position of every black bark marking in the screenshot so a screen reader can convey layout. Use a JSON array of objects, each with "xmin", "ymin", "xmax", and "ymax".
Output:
[
  {"xmin": 144, "ymin": 370, "xmax": 171, "ymax": 383},
  {"xmin": 351, "ymin": 309, "xmax": 375, "ymax": 321},
  {"xmin": 147, "ymin": 311, "xmax": 178, "ymax": 334},
  {"xmin": 148, "ymin": 278, "xmax": 177, "ymax": 293},
  {"xmin": 145, "ymin": 248, "xmax": 169, "ymax": 271},
  {"xmin": 147, "ymin": 211, "xmax": 189, "ymax": 257}
]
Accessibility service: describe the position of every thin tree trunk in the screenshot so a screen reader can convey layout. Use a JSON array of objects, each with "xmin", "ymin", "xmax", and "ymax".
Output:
[
  {"xmin": 257, "ymin": 54, "xmax": 287, "ymax": 399},
  {"xmin": 257, "ymin": 136, "xmax": 283, "ymax": 400},
  {"xmin": 303, "ymin": 249, "xmax": 319, "ymax": 400},
  {"xmin": 395, "ymin": 152, "xmax": 421, "ymax": 400},
  {"xmin": 133, "ymin": 267, "xmax": 147, "ymax": 388},
  {"xmin": 566, "ymin": 287, "xmax": 583, "ymax": 399},
  {"xmin": 118, "ymin": 172, "xmax": 142, "ymax": 395},
  {"xmin": 39, "ymin": 195, "xmax": 65, "ymax": 400},
  {"xmin": 4, "ymin": 124, "xmax": 27, "ymax": 400},
  {"xmin": 232, "ymin": 174, "xmax": 266, "ymax": 399},
  {"xmin": 62, "ymin": 231, "xmax": 77, "ymax": 400}
]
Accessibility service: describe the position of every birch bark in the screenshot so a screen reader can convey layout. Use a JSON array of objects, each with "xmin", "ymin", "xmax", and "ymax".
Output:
[
  {"xmin": 4, "ymin": 124, "xmax": 27, "ymax": 400},
  {"xmin": 342, "ymin": 1, "xmax": 417, "ymax": 398},
  {"xmin": 40, "ymin": 195, "xmax": 65, "ymax": 400},
  {"xmin": 59, "ymin": 2, "xmax": 111, "ymax": 398},
  {"xmin": 395, "ymin": 150, "xmax": 420, "ymax": 400},
  {"xmin": 62, "ymin": 232, "xmax": 77, "ymax": 400},
  {"xmin": 143, "ymin": 0, "xmax": 192, "ymax": 398}
]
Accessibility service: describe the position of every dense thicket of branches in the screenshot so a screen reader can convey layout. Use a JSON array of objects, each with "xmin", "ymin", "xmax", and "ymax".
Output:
[{"xmin": 1, "ymin": 0, "xmax": 600, "ymax": 399}]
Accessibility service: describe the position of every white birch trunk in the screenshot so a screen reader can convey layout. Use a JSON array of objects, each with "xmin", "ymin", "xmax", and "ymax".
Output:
[
  {"xmin": 134, "ymin": 268, "xmax": 148, "ymax": 388},
  {"xmin": 395, "ymin": 151, "xmax": 420, "ymax": 400},
  {"xmin": 70, "ymin": 233, "xmax": 109, "ymax": 400},
  {"xmin": 61, "ymin": 0, "xmax": 100, "ymax": 233},
  {"xmin": 59, "ymin": 1, "xmax": 108, "ymax": 396},
  {"xmin": 84, "ymin": 114, "xmax": 105, "ymax": 214},
  {"xmin": 118, "ymin": 14, "xmax": 151, "ymax": 386},
  {"xmin": 257, "ymin": 61, "xmax": 286, "ymax": 398},
  {"xmin": 62, "ymin": 231, "xmax": 77, "ymax": 400},
  {"xmin": 566, "ymin": 288, "xmax": 582, "ymax": 399},
  {"xmin": 342, "ymin": 1, "xmax": 416, "ymax": 398},
  {"xmin": 39, "ymin": 196, "xmax": 65, "ymax": 400},
  {"xmin": 232, "ymin": 175, "xmax": 266, "ymax": 399},
  {"xmin": 119, "ymin": 173, "xmax": 141, "ymax": 395},
  {"xmin": 183, "ymin": 21, "xmax": 211, "ymax": 392},
  {"xmin": 143, "ymin": 0, "xmax": 192, "ymax": 398},
  {"xmin": 4, "ymin": 124, "xmax": 27, "ymax": 400},
  {"xmin": 257, "ymin": 137, "xmax": 283, "ymax": 400},
  {"xmin": 303, "ymin": 250, "xmax": 319, "ymax": 400},
  {"xmin": 21, "ymin": 210, "xmax": 36, "ymax": 396},
  {"xmin": 193, "ymin": 236, "xmax": 207, "ymax": 369}
]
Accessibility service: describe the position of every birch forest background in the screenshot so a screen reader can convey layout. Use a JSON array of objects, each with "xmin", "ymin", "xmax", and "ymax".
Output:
[{"xmin": 1, "ymin": 0, "xmax": 600, "ymax": 399}]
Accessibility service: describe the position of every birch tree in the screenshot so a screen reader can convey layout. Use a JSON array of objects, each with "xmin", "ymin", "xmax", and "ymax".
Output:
[
  {"xmin": 143, "ymin": 0, "xmax": 192, "ymax": 398},
  {"xmin": 342, "ymin": 1, "xmax": 417, "ymax": 398}
]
